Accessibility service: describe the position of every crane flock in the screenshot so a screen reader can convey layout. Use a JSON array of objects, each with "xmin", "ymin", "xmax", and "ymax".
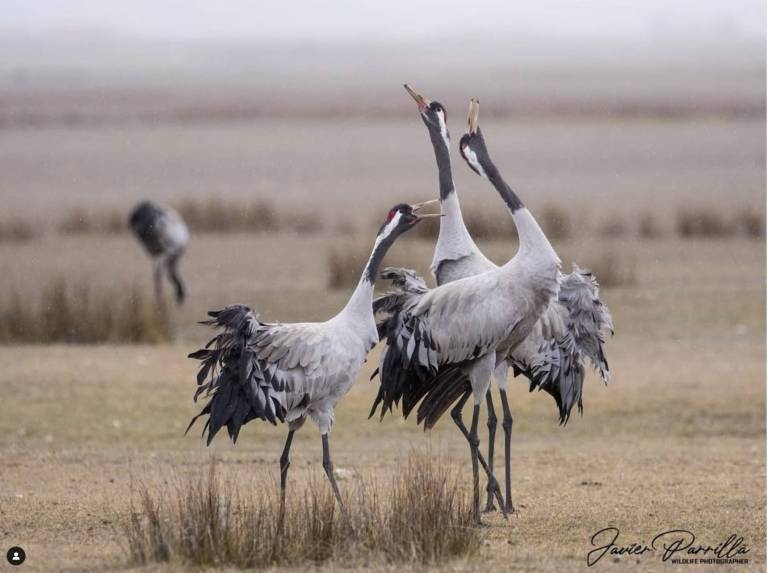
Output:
[{"xmin": 170, "ymin": 85, "xmax": 612, "ymax": 528}]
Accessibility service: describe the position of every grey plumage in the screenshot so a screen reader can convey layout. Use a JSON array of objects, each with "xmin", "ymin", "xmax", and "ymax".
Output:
[
  {"xmin": 129, "ymin": 200, "xmax": 189, "ymax": 304},
  {"xmin": 372, "ymin": 91, "xmax": 612, "ymax": 518},
  {"xmin": 372, "ymin": 86, "xmax": 563, "ymax": 523},
  {"xmin": 187, "ymin": 203, "xmax": 428, "ymax": 528}
]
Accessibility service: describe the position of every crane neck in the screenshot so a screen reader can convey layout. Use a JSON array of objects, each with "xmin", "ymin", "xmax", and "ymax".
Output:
[
  {"xmin": 480, "ymin": 165, "xmax": 559, "ymax": 265},
  {"xmin": 428, "ymin": 129, "xmax": 454, "ymax": 200},
  {"xmin": 342, "ymin": 224, "xmax": 399, "ymax": 319},
  {"xmin": 484, "ymin": 164, "xmax": 524, "ymax": 215}
]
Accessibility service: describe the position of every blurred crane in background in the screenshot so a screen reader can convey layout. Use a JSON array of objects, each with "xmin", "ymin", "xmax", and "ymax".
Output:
[{"xmin": 129, "ymin": 201, "xmax": 190, "ymax": 305}]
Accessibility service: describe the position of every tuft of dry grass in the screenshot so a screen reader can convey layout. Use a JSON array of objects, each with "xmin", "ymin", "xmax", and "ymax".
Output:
[
  {"xmin": 0, "ymin": 218, "xmax": 38, "ymax": 243},
  {"xmin": 175, "ymin": 198, "xmax": 278, "ymax": 234},
  {"xmin": 121, "ymin": 457, "xmax": 479, "ymax": 569},
  {"xmin": 733, "ymin": 209, "xmax": 765, "ymax": 239},
  {"xmin": 638, "ymin": 212, "xmax": 663, "ymax": 239},
  {"xmin": 0, "ymin": 279, "xmax": 173, "ymax": 344},
  {"xmin": 675, "ymin": 208, "xmax": 733, "ymax": 238}
]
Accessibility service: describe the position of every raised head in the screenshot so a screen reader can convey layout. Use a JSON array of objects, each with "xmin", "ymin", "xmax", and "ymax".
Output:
[
  {"xmin": 459, "ymin": 99, "xmax": 494, "ymax": 179},
  {"xmin": 404, "ymin": 84, "xmax": 450, "ymax": 150}
]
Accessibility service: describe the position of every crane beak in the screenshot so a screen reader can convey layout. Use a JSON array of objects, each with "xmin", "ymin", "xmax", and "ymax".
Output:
[
  {"xmin": 404, "ymin": 84, "xmax": 428, "ymax": 112},
  {"xmin": 411, "ymin": 199, "xmax": 439, "ymax": 212},
  {"xmin": 467, "ymin": 98, "xmax": 480, "ymax": 135}
]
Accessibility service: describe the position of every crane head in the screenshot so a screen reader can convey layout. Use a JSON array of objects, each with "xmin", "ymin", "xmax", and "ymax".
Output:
[
  {"xmin": 378, "ymin": 201, "xmax": 440, "ymax": 238},
  {"xmin": 459, "ymin": 98, "xmax": 492, "ymax": 179},
  {"xmin": 404, "ymin": 84, "xmax": 450, "ymax": 149}
]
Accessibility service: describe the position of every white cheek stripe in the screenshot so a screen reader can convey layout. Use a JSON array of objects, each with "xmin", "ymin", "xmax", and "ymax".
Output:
[
  {"xmin": 437, "ymin": 110, "xmax": 450, "ymax": 148},
  {"xmin": 462, "ymin": 145, "xmax": 488, "ymax": 179},
  {"xmin": 376, "ymin": 211, "xmax": 402, "ymax": 246}
]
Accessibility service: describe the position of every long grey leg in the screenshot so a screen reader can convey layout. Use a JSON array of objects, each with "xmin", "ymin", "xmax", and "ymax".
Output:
[
  {"xmin": 483, "ymin": 392, "xmax": 498, "ymax": 512},
  {"xmin": 321, "ymin": 433, "xmax": 353, "ymax": 530},
  {"xmin": 469, "ymin": 403, "xmax": 482, "ymax": 524},
  {"xmin": 277, "ymin": 429, "xmax": 295, "ymax": 532},
  {"xmin": 499, "ymin": 389, "xmax": 515, "ymax": 513},
  {"xmin": 450, "ymin": 391, "xmax": 507, "ymax": 520}
]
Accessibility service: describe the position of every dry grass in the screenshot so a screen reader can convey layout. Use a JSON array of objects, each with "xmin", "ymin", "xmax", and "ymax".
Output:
[
  {"xmin": 0, "ymin": 279, "xmax": 172, "ymax": 344},
  {"xmin": 0, "ymin": 218, "xmax": 38, "ymax": 243},
  {"xmin": 175, "ymin": 197, "xmax": 278, "ymax": 234},
  {"xmin": 638, "ymin": 212, "xmax": 663, "ymax": 239},
  {"xmin": 121, "ymin": 457, "xmax": 479, "ymax": 569},
  {"xmin": 59, "ymin": 208, "xmax": 126, "ymax": 235},
  {"xmin": 733, "ymin": 208, "xmax": 766, "ymax": 238},
  {"xmin": 673, "ymin": 207, "xmax": 765, "ymax": 239},
  {"xmin": 675, "ymin": 208, "xmax": 733, "ymax": 238}
]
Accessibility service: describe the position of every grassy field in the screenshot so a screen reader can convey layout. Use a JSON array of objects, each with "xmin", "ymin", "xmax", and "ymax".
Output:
[
  {"xmin": 0, "ymin": 230, "xmax": 764, "ymax": 571},
  {"xmin": 0, "ymin": 87, "xmax": 765, "ymax": 571}
]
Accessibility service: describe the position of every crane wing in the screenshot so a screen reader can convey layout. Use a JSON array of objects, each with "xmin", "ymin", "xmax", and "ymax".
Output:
[
  {"xmin": 187, "ymin": 305, "xmax": 331, "ymax": 445},
  {"xmin": 372, "ymin": 270, "xmax": 528, "ymax": 422},
  {"xmin": 508, "ymin": 265, "xmax": 613, "ymax": 423}
]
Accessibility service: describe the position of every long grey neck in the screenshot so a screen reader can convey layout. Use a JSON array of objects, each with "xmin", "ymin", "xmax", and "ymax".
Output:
[
  {"xmin": 428, "ymin": 130, "xmax": 454, "ymax": 200},
  {"xmin": 342, "ymin": 231, "xmax": 396, "ymax": 319},
  {"xmin": 484, "ymin": 163, "xmax": 524, "ymax": 214},
  {"xmin": 481, "ymin": 162, "xmax": 559, "ymax": 264}
]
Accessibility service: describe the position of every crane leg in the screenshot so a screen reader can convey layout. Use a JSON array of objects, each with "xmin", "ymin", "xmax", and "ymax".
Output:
[
  {"xmin": 167, "ymin": 252, "xmax": 185, "ymax": 304},
  {"xmin": 450, "ymin": 390, "xmax": 507, "ymax": 521},
  {"xmin": 469, "ymin": 403, "xmax": 482, "ymax": 524},
  {"xmin": 321, "ymin": 433, "xmax": 353, "ymax": 532},
  {"xmin": 277, "ymin": 429, "xmax": 295, "ymax": 532},
  {"xmin": 153, "ymin": 259, "xmax": 164, "ymax": 302},
  {"xmin": 483, "ymin": 392, "xmax": 498, "ymax": 513},
  {"xmin": 499, "ymin": 389, "xmax": 515, "ymax": 514}
]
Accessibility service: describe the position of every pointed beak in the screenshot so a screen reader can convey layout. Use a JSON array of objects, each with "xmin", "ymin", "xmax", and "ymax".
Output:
[
  {"xmin": 410, "ymin": 199, "xmax": 439, "ymax": 212},
  {"xmin": 404, "ymin": 83, "xmax": 428, "ymax": 112},
  {"xmin": 467, "ymin": 98, "xmax": 480, "ymax": 135}
]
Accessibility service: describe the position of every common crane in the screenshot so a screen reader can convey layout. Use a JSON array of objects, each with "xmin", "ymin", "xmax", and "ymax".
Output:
[
  {"xmin": 370, "ymin": 87, "xmax": 562, "ymax": 523},
  {"xmin": 187, "ymin": 203, "xmax": 436, "ymax": 527},
  {"xmin": 459, "ymin": 99, "xmax": 613, "ymax": 512},
  {"xmin": 129, "ymin": 201, "xmax": 189, "ymax": 305}
]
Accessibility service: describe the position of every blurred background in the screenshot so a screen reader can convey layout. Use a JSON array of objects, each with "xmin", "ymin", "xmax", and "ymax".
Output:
[{"xmin": 0, "ymin": 0, "xmax": 765, "ymax": 337}]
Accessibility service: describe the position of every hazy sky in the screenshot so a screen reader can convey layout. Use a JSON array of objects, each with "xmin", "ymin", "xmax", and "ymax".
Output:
[{"xmin": 4, "ymin": 0, "xmax": 765, "ymax": 44}]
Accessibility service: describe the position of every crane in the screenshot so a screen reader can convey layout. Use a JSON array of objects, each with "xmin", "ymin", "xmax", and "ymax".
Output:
[
  {"xmin": 187, "ymin": 203, "xmax": 436, "ymax": 527},
  {"xmin": 370, "ymin": 87, "xmax": 561, "ymax": 523},
  {"xmin": 128, "ymin": 201, "xmax": 189, "ymax": 305}
]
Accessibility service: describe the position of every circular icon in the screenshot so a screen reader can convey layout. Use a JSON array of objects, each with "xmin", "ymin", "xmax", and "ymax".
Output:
[{"xmin": 6, "ymin": 546, "xmax": 25, "ymax": 566}]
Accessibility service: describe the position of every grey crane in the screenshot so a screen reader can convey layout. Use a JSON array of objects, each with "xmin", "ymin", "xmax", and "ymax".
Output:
[
  {"xmin": 459, "ymin": 99, "xmax": 613, "ymax": 512},
  {"xmin": 373, "ymin": 90, "xmax": 612, "ymax": 518},
  {"xmin": 186, "ymin": 203, "xmax": 435, "ymax": 526},
  {"xmin": 129, "ymin": 200, "xmax": 190, "ymax": 305},
  {"xmin": 370, "ymin": 87, "xmax": 562, "ymax": 523}
]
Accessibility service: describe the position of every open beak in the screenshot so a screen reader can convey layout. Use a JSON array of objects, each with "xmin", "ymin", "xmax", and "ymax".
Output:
[
  {"xmin": 467, "ymin": 98, "xmax": 480, "ymax": 135},
  {"xmin": 411, "ymin": 199, "xmax": 439, "ymax": 212},
  {"xmin": 404, "ymin": 84, "xmax": 428, "ymax": 112}
]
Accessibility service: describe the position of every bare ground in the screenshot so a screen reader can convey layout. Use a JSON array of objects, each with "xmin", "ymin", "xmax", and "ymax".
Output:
[{"xmin": 0, "ymin": 234, "xmax": 764, "ymax": 572}]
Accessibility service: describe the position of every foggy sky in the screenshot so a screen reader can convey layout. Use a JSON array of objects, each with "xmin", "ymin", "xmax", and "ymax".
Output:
[{"xmin": 4, "ymin": 0, "xmax": 765, "ymax": 44}]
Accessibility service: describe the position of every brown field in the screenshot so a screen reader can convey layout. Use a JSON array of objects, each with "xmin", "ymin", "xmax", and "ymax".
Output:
[{"xmin": 0, "ymin": 97, "xmax": 765, "ymax": 571}]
